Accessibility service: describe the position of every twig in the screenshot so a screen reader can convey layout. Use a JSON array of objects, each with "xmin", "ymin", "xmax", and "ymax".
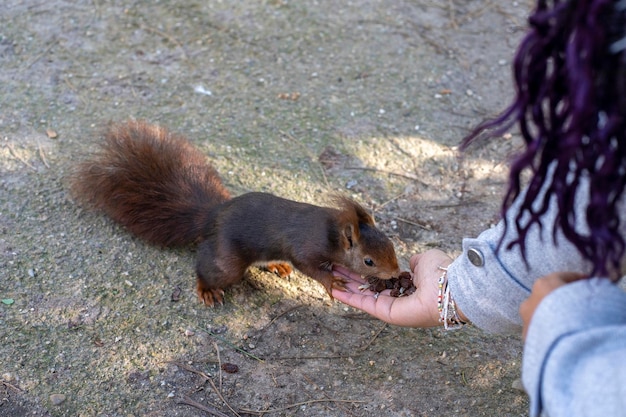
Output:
[
  {"xmin": 62, "ymin": 75, "xmax": 89, "ymax": 108},
  {"xmin": 268, "ymin": 323, "xmax": 387, "ymax": 361},
  {"xmin": 176, "ymin": 395, "xmax": 231, "ymax": 417},
  {"xmin": 213, "ymin": 341, "xmax": 223, "ymax": 395},
  {"xmin": 1, "ymin": 380, "xmax": 23, "ymax": 392},
  {"xmin": 166, "ymin": 361, "xmax": 241, "ymax": 417},
  {"xmin": 140, "ymin": 24, "xmax": 190, "ymax": 61},
  {"xmin": 38, "ymin": 143, "xmax": 50, "ymax": 168},
  {"xmin": 26, "ymin": 38, "xmax": 58, "ymax": 69},
  {"xmin": 358, "ymin": 322, "xmax": 387, "ymax": 352},
  {"xmin": 447, "ymin": 0, "xmax": 458, "ymax": 29},
  {"xmin": 425, "ymin": 200, "xmax": 482, "ymax": 209},
  {"xmin": 207, "ymin": 375, "xmax": 240, "ymax": 417},
  {"xmin": 377, "ymin": 192, "xmax": 406, "ymax": 210},
  {"xmin": 343, "ymin": 165, "xmax": 421, "ymax": 182},
  {"xmin": 165, "ymin": 361, "xmax": 211, "ymax": 380},
  {"xmin": 302, "ymin": 374, "xmax": 356, "ymax": 417},
  {"xmin": 201, "ymin": 329, "xmax": 265, "ymax": 362},
  {"xmin": 395, "ymin": 216, "xmax": 431, "ymax": 230},
  {"xmin": 259, "ymin": 305, "xmax": 303, "ymax": 334},
  {"xmin": 239, "ymin": 398, "xmax": 367, "ymax": 415},
  {"xmin": 268, "ymin": 318, "xmax": 386, "ymax": 361},
  {"xmin": 279, "ymin": 130, "xmax": 330, "ymax": 188},
  {"xmin": 6, "ymin": 144, "xmax": 37, "ymax": 171},
  {"xmin": 267, "ymin": 354, "xmax": 359, "ymax": 361}
]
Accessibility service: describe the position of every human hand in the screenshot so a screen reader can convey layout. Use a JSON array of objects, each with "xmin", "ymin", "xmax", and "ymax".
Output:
[
  {"xmin": 331, "ymin": 249, "xmax": 455, "ymax": 327},
  {"xmin": 519, "ymin": 271, "xmax": 586, "ymax": 340}
]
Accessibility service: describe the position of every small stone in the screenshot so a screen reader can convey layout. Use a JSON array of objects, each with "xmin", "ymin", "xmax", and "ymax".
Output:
[
  {"xmin": 511, "ymin": 378, "xmax": 526, "ymax": 392},
  {"xmin": 184, "ymin": 328, "xmax": 195, "ymax": 337},
  {"xmin": 50, "ymin": 393, "xmax": 67, "ymax": 405}
]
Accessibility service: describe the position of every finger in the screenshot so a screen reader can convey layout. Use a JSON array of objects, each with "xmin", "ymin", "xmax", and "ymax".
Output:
[
  {"xmin": 519, "ymin": 297, "xmax": 532, "ymax": 327},
  {"xmin": 332, "ymin": 288, "xmax": 434, "ymax": 327},
  {"xmin": 409, "ymin": 253, "xmax": 423, "ymax": 271},
  {"xmin": 554, "ymin": 271, "xmax": 587, "ymax": 283},
  {"xmin": 332, "ymin": 289, "xmax": 399, "ymax": 323},
  {"xmin": 520, "ymin": 304, "xmax": 531, "ymax": 340},
  {"xmin": 531, "ymin": 271, "xmax": 587, "ymax": 295},
  {"xmin": 521, "ymin": 272, "xmax": 586, "ymax": 341}
]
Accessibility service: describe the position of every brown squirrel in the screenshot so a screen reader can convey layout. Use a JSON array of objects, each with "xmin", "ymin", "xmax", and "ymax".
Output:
[{"xmin": 71, "ymin": 120, "xmax": 401, "ymax": 306}]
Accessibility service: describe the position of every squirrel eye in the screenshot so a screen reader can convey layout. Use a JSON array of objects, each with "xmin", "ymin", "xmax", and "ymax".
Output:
[{"xmin": 364, "ymin": 258, "xmax": 375, "ymax": 267}]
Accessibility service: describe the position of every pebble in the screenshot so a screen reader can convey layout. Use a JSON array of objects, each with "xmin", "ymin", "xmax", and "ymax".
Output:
[
  {"xmin": 50, "ymin": 393, "xmax": 67, "ymax": 405},
  {"xmin": 511, "ymin": 378, "xmax": 526, "ymax": 392}
]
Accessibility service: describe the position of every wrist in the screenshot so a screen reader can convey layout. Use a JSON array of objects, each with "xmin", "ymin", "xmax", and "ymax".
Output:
[
  {"xmin": 437, "ymin": 265, "xmax": 469, "ymax": 330},
  {"xmin": 456, "ymin": 305, "xmax": 469, "ymax": 324}
]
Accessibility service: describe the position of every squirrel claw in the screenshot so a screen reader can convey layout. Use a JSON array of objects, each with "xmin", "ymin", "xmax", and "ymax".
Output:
[
  {"xmin": 197, "ymin": 286, "xmax": 225, "ymax": 307},
  {"xmin": 265, "ymin": 262, "xmax": 293, "ymax": 278},
  {"xmin": 330, "ymin": 275, "xmax": 349, "ymax": 292}
]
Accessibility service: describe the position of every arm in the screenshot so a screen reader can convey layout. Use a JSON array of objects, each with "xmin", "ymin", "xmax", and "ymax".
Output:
[
  {"xmin": 447, "ymin": 174, "xmax": 602, "ymax": 333},
  {"xmin": 521, "ymin": 277, "xmax": 626, "ymax": 417},
  {"xmin": 332, "ymin": 188, "xmax": 593, "ymax": 331},
  {"xmin": 333, "ymin": 173, "xmax": 626, "ymax": 333},
  {"xmin": 331, "ymin": 251, "xmax": 451, "ymax": 327}
]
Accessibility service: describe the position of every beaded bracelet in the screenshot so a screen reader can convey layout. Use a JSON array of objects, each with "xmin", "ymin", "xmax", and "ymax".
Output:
[{"xmin": 437, "ymin": 266, "xmax": 466, "ymax": 330}]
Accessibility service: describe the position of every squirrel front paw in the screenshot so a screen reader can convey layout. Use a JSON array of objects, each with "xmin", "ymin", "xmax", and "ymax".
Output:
[
  {"xmin": 316, "ymin": 274, "xmax": 349, "ymax": 299},
  {"xmin": 331, "ymin": 275, "xmax": 348, "ymax": 292}
]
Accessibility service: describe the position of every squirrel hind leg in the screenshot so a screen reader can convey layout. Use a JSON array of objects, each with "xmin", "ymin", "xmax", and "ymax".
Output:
[
  {"xmin": 196, "ymin": 265, "xmax": 246, "ymax": 307},
  {"xmin": 196, "ymin": 278, "xmax": 226, "ymax": 307},
  {"xmin": 263, "ymin": 262, "xmax": 293, "ymax": 278},
  {"xmin": 196, "ymin": 240, "xmax": 248, "ymax": 307}
]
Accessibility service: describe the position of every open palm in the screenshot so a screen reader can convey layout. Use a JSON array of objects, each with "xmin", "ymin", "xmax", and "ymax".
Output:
[{"xmin": 332, "ymin": 249, "xmax": 454, "ymax": 328}]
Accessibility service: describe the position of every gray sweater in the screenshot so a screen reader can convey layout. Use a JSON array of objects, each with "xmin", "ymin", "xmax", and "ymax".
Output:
[
  {"xmin": 522, "ymin": 278, "xmax": 626, "ymax": 417},
  {"xmin": 446, "ymin": 178, "xmax": 626, "ymax": 416},
  {"xmin": 448, "ymin": 177, "xmax": 600, "ymax": 334}
]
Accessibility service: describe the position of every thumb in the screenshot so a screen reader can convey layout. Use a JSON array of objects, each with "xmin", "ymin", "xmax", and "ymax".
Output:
[
  {"xmin": 558, "ymin": 271, "xmax": 587, "ymax": 284},
  {"xmin": 409, "ymin": 253, "xmax": 424, "ymax": 272}
]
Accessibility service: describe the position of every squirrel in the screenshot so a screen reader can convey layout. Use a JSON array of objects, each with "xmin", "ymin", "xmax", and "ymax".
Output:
[{"xmin": 70, "ymin": 120, "xmax": 401, "ymax": 306}]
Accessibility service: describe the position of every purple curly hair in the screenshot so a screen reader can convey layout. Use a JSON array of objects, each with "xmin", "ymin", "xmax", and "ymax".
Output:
[{"xmin": 462, "ymin": 0, "xmax": 626, "ymax": 280}]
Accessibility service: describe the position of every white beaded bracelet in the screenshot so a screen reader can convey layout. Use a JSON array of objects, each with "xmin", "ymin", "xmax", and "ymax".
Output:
[{"xmin": 437, "ymin": 266, "xmax": 466, "ymax": 330}]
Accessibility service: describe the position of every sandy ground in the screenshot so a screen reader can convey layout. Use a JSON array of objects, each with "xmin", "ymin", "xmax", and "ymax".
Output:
[{"xmin": 2, "ymin": 1, "xmax": 532, "ymax": 416}]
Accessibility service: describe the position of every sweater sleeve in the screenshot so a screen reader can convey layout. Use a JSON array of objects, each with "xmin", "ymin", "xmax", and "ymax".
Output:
[
  {"xmin": 446, "ymin": 202, "xmax": 593, "ymax": 333},
  {"xmin": 446, "ymin": 173, "xmax": 607, "ymax": 333},
  {"xmin": 522, "ymin": 278, "xmax": 626, "ymax": 417}
]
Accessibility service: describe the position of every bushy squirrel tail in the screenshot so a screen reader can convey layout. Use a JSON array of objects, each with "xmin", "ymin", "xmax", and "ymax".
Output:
[{"xmin": 70, "ymin": 120, "xmax": 231, "ymax": 247}]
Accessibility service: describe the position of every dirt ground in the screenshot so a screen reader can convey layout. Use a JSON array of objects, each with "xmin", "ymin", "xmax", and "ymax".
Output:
[{"xmin": 1, "ymin": 1, "xmax": 533, "ymax": 416}]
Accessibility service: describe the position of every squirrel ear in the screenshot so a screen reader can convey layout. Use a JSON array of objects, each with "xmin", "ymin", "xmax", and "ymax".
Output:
[
  {"xmin": 341, "ymin": 224, "xmax": 355, "ymax": 249},
  {"xmin": 333, "ymin": 195, "xmax": 375, "ymax": 226},
  {"xmin": 352, "ymin": 201, "xmax": 375, "ymax": 226}
]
